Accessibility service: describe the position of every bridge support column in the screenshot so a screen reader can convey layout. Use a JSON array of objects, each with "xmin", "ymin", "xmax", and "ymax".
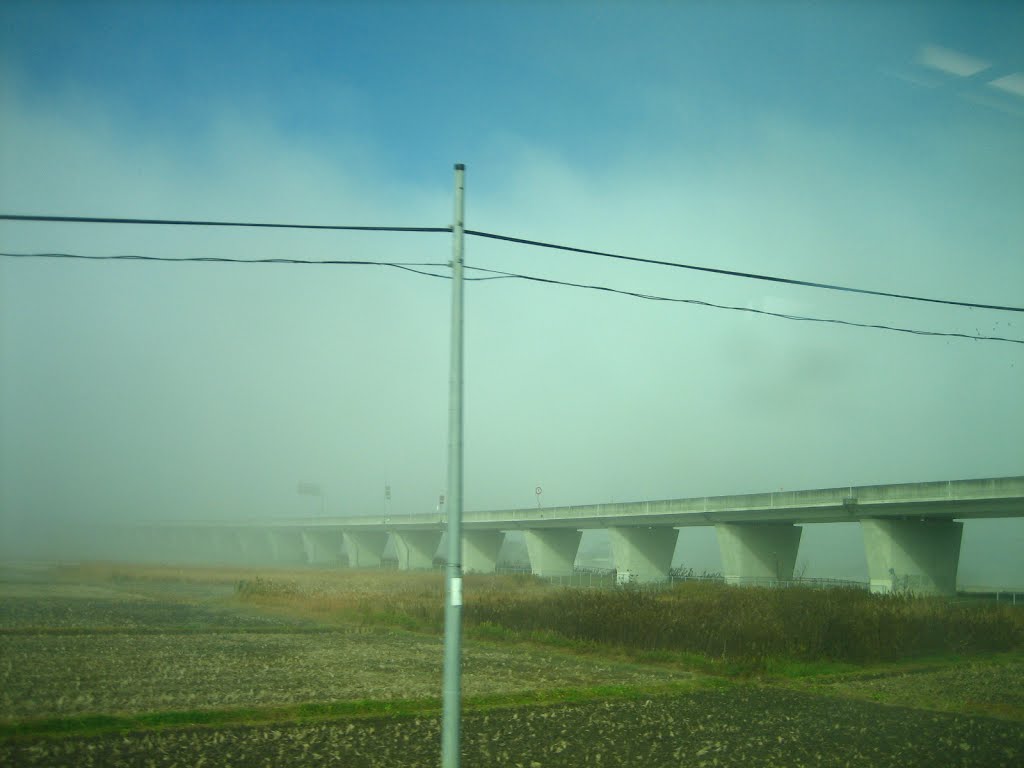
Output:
[
  {"xmin": 206, "ymin": 528, "xmax": 235, "ymax": 564},
  {"xmin": 608, "ymin": 527, "xmax": 679, "ymax": 584},
  {"xmin": 170, "ymin": 528, "xmax": 204, "ymax": 564},
  {"xmin": 860, "ymin": 518, "xmax": 962, "ymax": 595},
  {"xmin": 146, "ymin": 528, "xmax": 173, "ymax": 563},
  {"xmin": 463, "ymin": 530, "xmax": 505, "ymax": 573},
  {"xmin": 269, "ymin": 530, "xmax": 308, "ymax": 565},
  {"xmin": 122, "ymin": 527, "xmax": 151, "ymax": 562},
  {"xmin": 394, "ymin": 530, "xmax": 442, "ymax": 570},
  {"xmin": 157, "ymin": 528, "xmax": 181, "ymax": 563},
  {"xmin": 167, "ymin": 529, "xmax": 192, "ymax": 563},
  {"xmin": 524, "ymin": 529, "xmax": 582, "ymax": 578},
  {"xmin": 715, "ymin": 523, "xmax": 802, "ymax": 586},
  {"xmin": 238, "ymin": 530, "xmax": 276, "ymax": 564},
  {"xmin": 302, "ymin": 530, "xmax": 346, "ymax": 564},
  {"xmin": 189, "ymin": 528, "xmax": 219, "ymax": 563},
  {"xmin": 193, "ymin": 528, "xmax": 223, "ymax": 564},
  {"xmin": 214, "ymin": 530, "xmax": 240, "ymax": 564},
  {"xmin": 343, "ymin": 531, "xmax": 390, "ymax": 568}
]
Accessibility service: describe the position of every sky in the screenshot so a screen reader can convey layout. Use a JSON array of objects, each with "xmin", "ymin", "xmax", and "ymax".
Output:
[{"xmin": 1, "ymin": 1, "xmax": 1022, "ymax": 583}]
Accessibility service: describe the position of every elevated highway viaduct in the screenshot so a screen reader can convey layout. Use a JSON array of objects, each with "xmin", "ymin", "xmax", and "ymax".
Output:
[{"xmin": 136, "ymin": 476, "xmax": 1024, "ymax": 595}]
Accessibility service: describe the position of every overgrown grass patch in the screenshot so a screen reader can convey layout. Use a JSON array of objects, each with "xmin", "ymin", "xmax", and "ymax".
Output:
[
  {"xmin": 226, "ymin": 570, "xmax": 1024, "ymax": 668},
  {"xmin": 47, "ymin": 564, "xmax": 1024, "ymax": 670},
  {"xmin": 462, "ymin": 581, "xmax": 1024, "ymax": 667}
]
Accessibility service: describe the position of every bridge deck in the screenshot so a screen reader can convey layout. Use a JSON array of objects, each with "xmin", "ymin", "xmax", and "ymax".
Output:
[{"xmin": 271, "ymin": 476, "xmax": 1024, "ymax": 532}]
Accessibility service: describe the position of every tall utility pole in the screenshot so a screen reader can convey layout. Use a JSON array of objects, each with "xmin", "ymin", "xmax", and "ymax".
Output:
[{"xmin": 441, "ymin": 163, "xmax": 466, "ymax": 768}]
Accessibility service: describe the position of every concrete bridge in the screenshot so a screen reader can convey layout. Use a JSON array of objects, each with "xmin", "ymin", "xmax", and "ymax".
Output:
[{"xmin": 134, "ymin": 476, "xmax": 1024, "ymax": 595}]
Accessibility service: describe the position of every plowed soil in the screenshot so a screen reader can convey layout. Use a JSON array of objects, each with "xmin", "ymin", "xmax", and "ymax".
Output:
[{"xmin": 2, "ymin": 686, "xmax": 1021, "ymax": 767}]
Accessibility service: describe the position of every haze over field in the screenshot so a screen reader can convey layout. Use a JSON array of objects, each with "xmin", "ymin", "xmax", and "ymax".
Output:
[{"xmin": 1, "ymin": 2, "xmax": 1022, "ymax": 583}]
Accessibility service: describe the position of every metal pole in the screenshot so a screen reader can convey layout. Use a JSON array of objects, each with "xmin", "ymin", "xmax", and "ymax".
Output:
[{"xmin": 441, "ymin": 163, "xmax": 466, "ymax": 768}]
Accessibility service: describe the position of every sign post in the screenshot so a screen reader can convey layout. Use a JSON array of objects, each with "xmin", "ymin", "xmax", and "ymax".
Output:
[{"xmin": 297, "ymin": 481, "xmax": 325, "ymax": 517}]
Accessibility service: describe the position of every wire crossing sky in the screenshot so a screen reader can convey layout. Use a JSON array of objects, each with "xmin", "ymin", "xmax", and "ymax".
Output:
[
  {"xmin": 2, "ymin": 250, "xmax": 1021, "ymax": 346},
  {"xmin": 464, "ymin": 230, "xmax": 1024, "ymax": 314},
  {"xmin": 2, "ymin": 2, "xmax": 1022, "ymax": 586},
  {"xmin": 4, "ymin": 212, "xmax": 1022, "ymax": 313},
  {"xmin": 0, "ymin": 213, "xmax": 450, "ymax": 233}
]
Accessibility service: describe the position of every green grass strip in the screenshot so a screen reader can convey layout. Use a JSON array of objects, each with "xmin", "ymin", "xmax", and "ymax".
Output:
[
  {"xmin": 0, "ymin": 680, "xmax": 716, "ymax": 743},
  {"xmin": 0, "ymin": 626, "xmax": 361, "ymax": 636},
  {"xmin": 765, "ymin": 649, "xmax": 1024, "ymax": 682}
]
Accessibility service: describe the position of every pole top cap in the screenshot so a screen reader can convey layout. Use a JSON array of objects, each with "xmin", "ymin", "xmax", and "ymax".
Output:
[{"xmin": 454, "ymin": 163, "xmax": 465, "ymax": 171}]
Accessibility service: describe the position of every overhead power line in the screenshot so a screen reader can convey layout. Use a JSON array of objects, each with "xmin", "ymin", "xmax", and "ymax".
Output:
[
  {"xmin": 462, "ymin": 265, "xmax": 1024, "ymax": 345},
  {"xmin": 0, "ymin": 251, "xmax": 447, "ymax": 267},
  {"xmin": 2, "ymin": 251, "xmax": 1020, "ymax": 345},
  {"xmin": 0, "ymin": 251, "xmax": 454, "ymax": 280},
  {"xmin": 3, "ymin": 211, "xmax": 1020, "ymax": 312},
  {"xmin": 0, "ymin": 213, "xmax": 451, "ymax": 234},
  {"xmin": 465, "ymin": 229, "xmax": 1024, "ymax": 314}
]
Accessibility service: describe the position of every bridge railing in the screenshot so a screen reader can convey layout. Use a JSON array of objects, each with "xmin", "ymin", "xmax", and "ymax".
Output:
[
  {"xmin": 537, "ymin": 572, "xmax": 872, "ymax": 591},
  {"xmin": 710, "ymin": 576, "xmax": 870, "ymax": 591},
  {"xmin": 954, "ymin": 586, "xmax": 1024, "ymax": 605}
]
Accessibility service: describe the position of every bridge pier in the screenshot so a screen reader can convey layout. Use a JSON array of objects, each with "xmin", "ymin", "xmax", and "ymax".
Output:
[
  {"xmin": 185, "ymin": 528, "xmax": 213, "ymax": 564},
  {"xmin": 302, "ymin": 530, "xmax": 346, "ymax": 564},
  {"xmin": 608, "ymin": 526, "xmax": 678, "ymax": 583},
  {"xmin": 269, "ymin": 530, "xmax": 308, "ymax": 565},
  {"xmin": 343, "ymin": 531, "xmax": 390, "ymax": 568},
  {"xmin": 715, "ymin": 523, "xmax": 802, "ymax": 585},
  {"xmin": 172, "ymin": 528, "xmax": 201, "ymax": 564},
  {"xmin": 121, "ymin": 527, "xmax": 151, "ymax": 562},
  {"xmin": 198, "ymin": 529, "xmax": 228, "ymax": 563},
  {"xmin": 209, "ymin": 528, "xmax": 242, "ymax": 564},
  {"xmin": 860, "ymin": 518, "xmax": 962, "ymax": 595},
  {"xmin": 524, "ymin": 529, "xmax": 582, "ymax": 578},
  {"xmin": 161, "ymin": 528, "xmax": 192, "ymax": 563},
  {"xmin": 463, "ymin": 530, "xmax": 505, "ymax": 573},
  {"xmin": 238, "ymin": 530, "xmax": 276, "ymax": 564},
  {"xmin": 394, "ymin": 530, "xmax": 442, "ymax": 570}
]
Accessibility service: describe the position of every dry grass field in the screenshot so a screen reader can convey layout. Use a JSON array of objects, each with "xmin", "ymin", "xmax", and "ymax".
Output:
[{"xmin": 1, "ymin": 562, "xmax": 1022, "ymax": 767}]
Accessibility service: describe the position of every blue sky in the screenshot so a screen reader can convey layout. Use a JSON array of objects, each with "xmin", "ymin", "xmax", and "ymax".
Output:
[
  {"xmin": 6, "ymin": 2, "xmax": 1022, "ymax": 186},
  {"xmin": 1, "ymin": 2, "xmax": 1022, "ymax": 581}
]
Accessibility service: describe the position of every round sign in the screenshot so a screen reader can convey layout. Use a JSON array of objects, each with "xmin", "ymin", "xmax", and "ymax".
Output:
[{"xmin": 535, "ymin": 486, "xmax": 542, "ymax": 495}]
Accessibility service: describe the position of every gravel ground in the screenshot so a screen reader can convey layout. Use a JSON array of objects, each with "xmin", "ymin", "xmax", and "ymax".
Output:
[{"xmin": 2, "ymin": 686, "xmax": 1021, "ymax": 768}]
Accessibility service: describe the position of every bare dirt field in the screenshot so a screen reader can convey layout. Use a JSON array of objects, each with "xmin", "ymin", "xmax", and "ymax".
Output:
[
  {"xmin": 1, "ymin": 563, "xmax": 1022, "ymax": 767},
  {"xmin": 1, "ymin": 624, "xmax": 685, "ymax": 718},
  {"xmin": 2, "ymin": 687, "xmax": 1022, "ymax": 767}
]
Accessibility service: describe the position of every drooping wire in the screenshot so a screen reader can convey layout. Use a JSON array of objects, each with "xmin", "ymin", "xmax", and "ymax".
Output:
[
  {"xmin": 0, "ymin": 251, "xmax": 457, "ymax": 280},
  {"xmin": 2, "ymin": 250, "xmax": 1019, "ymax": 345},
  {"xmin": 4, "ymin": 212, "xmax": 1018, "ymax": 312},
  {"xmin": 465, "ymin": 229, "xmax": 1024, "ymax": 314},
  {"xmin": 461, "ymin": 265, "xmax": 1024, "ymax": 345},
  {"xmin": 0, "ymin": 251, "xmax": 448, "ymax": 266}
]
